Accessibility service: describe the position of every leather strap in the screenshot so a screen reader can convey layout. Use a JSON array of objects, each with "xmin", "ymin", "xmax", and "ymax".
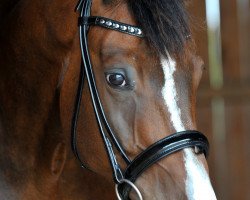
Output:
[
  {"xmin": 79, "ymin": 16, "xmax": 144, "ymax": 37},
  {"xmin": 76, "ymin": 0, "xmax": 129, "ymax": 184},
  {"xmin": 117, "ymin": 131, "xmax": 208, "ymax": 199},
  {"xmin": 124, "ymin": 130, "xmax": 209, "ymax": 182}
]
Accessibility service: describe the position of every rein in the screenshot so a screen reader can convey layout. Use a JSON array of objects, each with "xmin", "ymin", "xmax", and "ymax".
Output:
[{"xmin": 71, "ymin": 0, "xmax": 209, "ymax": 199}]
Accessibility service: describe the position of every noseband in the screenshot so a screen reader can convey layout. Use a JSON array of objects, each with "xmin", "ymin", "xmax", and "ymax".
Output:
[{"xmin": 71, "ymin": 0, "xmax": 209, "ymax": 199}]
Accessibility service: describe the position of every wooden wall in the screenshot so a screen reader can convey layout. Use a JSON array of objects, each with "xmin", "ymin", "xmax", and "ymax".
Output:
[{"xmin": 189, "ymin": 0, "xmax": 250, "ymax": 199}]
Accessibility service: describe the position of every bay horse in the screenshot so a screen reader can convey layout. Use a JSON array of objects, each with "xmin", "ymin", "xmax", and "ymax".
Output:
[{"xmin": 0, "ymin": 0, "xmax": 217, "ymax": 199}]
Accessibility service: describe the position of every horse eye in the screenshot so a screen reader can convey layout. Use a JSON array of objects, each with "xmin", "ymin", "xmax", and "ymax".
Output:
[{"xmin": 106, "ymin": 73, "xmax": 126, "ymax": 87}]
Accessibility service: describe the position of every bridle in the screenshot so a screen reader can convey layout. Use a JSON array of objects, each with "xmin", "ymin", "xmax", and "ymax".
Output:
[
  {"xmin": 72, "ymin": 0, "xmax": 209, "ymax": 198},
  {"xmin": 71, "ymin": 0, "xmax": 209, "ymax": 199}
]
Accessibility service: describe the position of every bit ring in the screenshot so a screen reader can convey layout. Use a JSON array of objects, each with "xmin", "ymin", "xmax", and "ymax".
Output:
[{"xmin": 115, "ymin": 179, "xmax": 143, "ymax": 200}]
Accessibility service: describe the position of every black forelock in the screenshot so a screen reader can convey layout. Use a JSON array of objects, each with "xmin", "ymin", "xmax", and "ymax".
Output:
[
  {"xmin": 102, "ymin": 0, "xmax": 191, "ymax": 58},
  {"xmin": 127, "ymin": 0, "xmax": 191, "ymax": 58}
]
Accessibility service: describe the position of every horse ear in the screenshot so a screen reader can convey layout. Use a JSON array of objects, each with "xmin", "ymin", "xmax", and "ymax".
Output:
[{"xmin": 50, "ymin": 142, "xmax": 67, "ymax": 179}]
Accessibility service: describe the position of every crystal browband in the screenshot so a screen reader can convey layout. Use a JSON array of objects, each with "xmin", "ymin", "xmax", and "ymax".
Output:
[{"xmin": 79, "ymin": 16, "xmax": 144, "ymax": 37}]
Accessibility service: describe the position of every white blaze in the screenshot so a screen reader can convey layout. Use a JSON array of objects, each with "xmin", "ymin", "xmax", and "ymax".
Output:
[
  {"xmin": 161, "ymin": 55, "xmax": 217, "ymax": 200},
  {"xmin": 184, "ymin": 149, "xmax": 217, "ymax": 200},
  {"xmin": 161, "ymin": 56, "xmax": 185, "ymax": 131}
]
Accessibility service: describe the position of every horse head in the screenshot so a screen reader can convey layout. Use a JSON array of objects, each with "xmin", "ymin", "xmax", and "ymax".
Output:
[
  {"xmin": 60, "ymin": 0, "xmax": 217, "ymax": 199},
  {"xmin": 0, "ymin": 0, "xmax": 217, "ymax": 199}
]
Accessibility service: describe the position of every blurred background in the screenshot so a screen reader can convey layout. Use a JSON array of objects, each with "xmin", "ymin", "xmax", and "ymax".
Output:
[{"xmin": 189, "ymin": 0, "xmax": 250, "ymax": 199}]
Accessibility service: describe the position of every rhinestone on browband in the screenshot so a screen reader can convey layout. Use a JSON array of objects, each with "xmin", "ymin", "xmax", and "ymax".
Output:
[{"xmin": 93, "ymin": 16, "xmax": 143, "ymax": 37}]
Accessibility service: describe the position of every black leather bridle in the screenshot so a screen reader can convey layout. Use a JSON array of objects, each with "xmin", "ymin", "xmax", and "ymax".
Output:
[{"xmin": 71, "ymin": 0, "xmax": 209, "ymax": 199}]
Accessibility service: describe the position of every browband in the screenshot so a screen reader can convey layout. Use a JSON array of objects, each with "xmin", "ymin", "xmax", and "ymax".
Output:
[{"xmin": 79, "ymin": 16, "xmax": 144, "ymax": 37}]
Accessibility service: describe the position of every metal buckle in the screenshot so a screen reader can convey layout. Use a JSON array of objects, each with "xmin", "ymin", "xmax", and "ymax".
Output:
[{"xmin": 115, "ymin": 179, "xmax": 143, "ymax": 200}]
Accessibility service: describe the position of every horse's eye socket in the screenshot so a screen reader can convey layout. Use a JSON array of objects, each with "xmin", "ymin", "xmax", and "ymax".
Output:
[{"xmin": 106, "ymin": 73, "xmax": 126, "ymax": 87}]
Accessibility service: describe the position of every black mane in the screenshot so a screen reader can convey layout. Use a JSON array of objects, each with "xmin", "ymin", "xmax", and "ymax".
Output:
[{"xmin": 128, "ymin": 0, "xmax": 191, "ymax": 57}]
